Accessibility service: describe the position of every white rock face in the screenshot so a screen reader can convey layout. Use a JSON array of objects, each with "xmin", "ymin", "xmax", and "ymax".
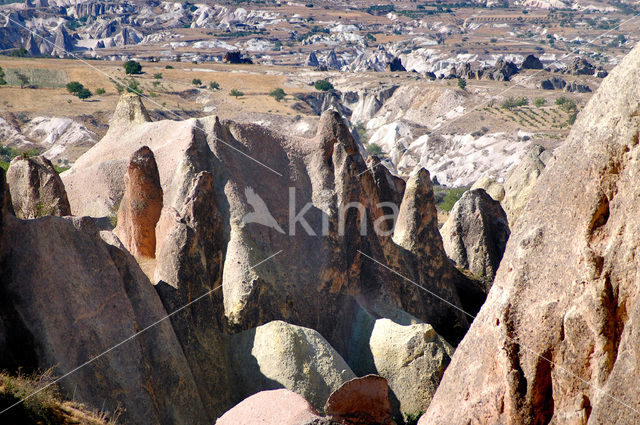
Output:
[
  {"xmin": 228, "ymin": 320, "xmax": 356, "ymax": 413},
  {"xmin": 25, "ymin": 117, "xmax": 97, "ymax": 163},
  {"xmin": 370, "ymin": 319, "xmax": 453, "ymax": 416}
]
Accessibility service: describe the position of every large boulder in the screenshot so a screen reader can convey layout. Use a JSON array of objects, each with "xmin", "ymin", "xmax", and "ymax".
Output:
[
  {"xmin": 324, "ymin": 375, "xmax": 393, "ymax": 425},
  {"xmin": 440, "ymin": 189, "xmax": 510, "ymax": 281},
  {"xmin": 501, "ymin": 144, "xmax": 554, "ymax": 225},
  {"xmin": 228, "ymin": 320, "xmax": 356, "ymax": 413},
  {"xmin": 369, "ymin": 319, "xmax": 453, "ymax": 417},
  {"xmin": 521, "ymin": 54, "xmax": 543, "ymax": 70},
  {"xmin": 216, "ymin": 389, "xmax": 326, "ymax": 425},
  {"xmin": 115, "ymin": 146, "xmax": 163, "ymax": 259},
  {"xmin": 421, "ymin": 43, "xmax": 640, "ymax": 424},
  {"xmin": 6, "ymin": 155, "xmax": 71, "ymax": 219}
]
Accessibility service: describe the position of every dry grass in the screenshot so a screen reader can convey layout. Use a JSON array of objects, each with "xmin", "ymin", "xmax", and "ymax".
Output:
[{"xmin": 0, "ymin": 369, "xmax": 119, "ymax": 425}]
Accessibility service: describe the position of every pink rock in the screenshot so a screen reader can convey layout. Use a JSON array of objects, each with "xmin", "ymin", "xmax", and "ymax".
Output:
[
  {"xmin": 216, "ymin": 389, "xmax": 323, "ymax": 425},
  {"xmin": 324, "ymin": 375, "xmax": 393, "ymax": 425}
]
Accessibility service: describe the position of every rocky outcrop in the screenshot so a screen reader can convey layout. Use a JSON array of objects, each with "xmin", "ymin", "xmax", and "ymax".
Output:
[
  {"xmin": 110, "ymin": 92, "xmax": 151, "ymax": 126},
  {"xmin": 440, "ymin": 189, "xmax": 510, "ymax": 281},
  {"xmin": 566, "ymin": 56, "xmax": 596, "ymax": 75},
  {"xmin": 324, "ymin": 375, "xmax": 393, "ymax": 425},
  {"xmin": 541, "ymin": 76, "xmax": 566, "ymax": 90},
  {"xmin": 471, "ymin": 176, "xmax": 505, "ymax": 201},
  {"xmin": 228, "ymin": 320, "xmax": 356, "ymax": 413},
  {"xmin": 421, "ymin": 42, "xmax": 640, "ymax": 425},
  {"xmin": 521, "ymin": 54, "xmax": 543, "ymax": 69},
  {"xmin": 115, "ymin": 146, "xmax": 163, "ymax": 259},
  {"xmin": 369, "ymin": 319, "xmax": 453, "ymax": 417},
  {"xmin": 6, "ymin": 155, "xmax": 71, "ymax": 219},
  {"xmin": 565, "ymin": 81, "xmax": 592, "ymax": 93},
  {"xmin": 52, "ymin": 24, "xmax": 75, "ymax": 57},
  {"xmin": 0, "ymin": 212, "xmax": 208, "ymax": 424},
  {"xmin": 307, "ymin": 52, "xmax": 320, "ymax": 67},
  {"xmin": 501, "ymin": 144, "xmax": 554, "ymax": 224},
  {"xmin": 386, "ymin": 57, "xmax": 406, "ymax": 72},
  {"xmin": 216, "ymin": 389, "xmax": 326, "ymax": 425}
]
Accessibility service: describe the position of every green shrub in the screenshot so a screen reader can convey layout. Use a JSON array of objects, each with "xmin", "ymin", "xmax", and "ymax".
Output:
[
  {"xmin": 269, "ymin": 87, "xmax": 286, "ymax": 101},
  {"xmin": 534, "ymin": 97, "xmax": 546, "ymax": 107},
  {"xmin": 457, "ymin": 77, "xmax": 467, "ymax": 90},
  {"xmin": 153, "ymin": 73, "xmax": 163, "ymax": 79},
  {"xmin": 501, "ymin": 97, "xmax": 528, "ymax": 110},
  {"xmin": 126, "ymin": 78, "xmax": 142, "ymax": 94},
  {"xmin": 230, "ymin": 89, "xmax": 244, "ymax": 98},
  {"xmin": 437, "ymin": 187, "xmax": 468, "ymax": 212},
  {"xmin": 123, "ymin": 60, "xmax": 142, "ymax": 75},
  {"xmin": 0, "ymin": 67, "xmax": 6, "ymax": 86},
  {"xmin": 95, "ymin": 87, "xmax": 106, "ymax": 95},
  {"xmin": 66, "ymin": 81, "xmax": 84, "ymax": 94},
  {"xmin": 366, "ymin": 143, "xmax": 383, "ymax": 155},
  {"xmin": 314, "ymin": 79, "xmax": 334, "ymax": 91},
  {"xmin": 209, "ymin": 81, "xmax": 220, "ymax": 90},
  {"xmin": 165, "ymin": 65, "xmax": 174, "ymax": 69},
  {"xmin": 76, "ymin": 87, "xmax": 92, "ymax": 100},
  {"xmin": 192, "ymin": 78, "xmax": 202, "ymax": 86}
]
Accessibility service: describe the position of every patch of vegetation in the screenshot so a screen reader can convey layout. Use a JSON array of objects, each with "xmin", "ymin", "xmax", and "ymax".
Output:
[
  {"xmin": 192, "ymin": 78, "xmax": 202, "ymax": 86},
  {"xmin": 123, "ymin": 60, "xmax": 142, "ymax": 75},
  {"xmin": 395, "ymin": 411, "xmax": 424, "ymax": 425},
  {"xmin": 66, "ymin": 81, "xmax": 92, "ymax": 100},
  {"xmin": 436, "ymin": 187, "xmax": 468, "ymax": 212},
  {"xmin": 269, "ymin": 87, "xmax": 286, "ymax": 102},
  {"xmin": 365, "ymin": 143, "xmax": 383, "ymax": 156},
  {"xmin": 0, "ymin": 67, "xmax": 6, "ymax": 86},
  {"xmin": 8, "ymin": 48, "xmax": 29, "ymax": 57},
  {"xmin": 457, "ymin": 77, "xmax": 467, "ymax": 90},
  {"xmin": 314, "ymin": 79, "xmax": 334, "ymax": 91},
  {"xmin": 126, "ymin": 78, "xmax": 142, "ymax": 94},
  {"xmin": 153, "ymin": 73, "xmax": 163, "ymax": 79},
  {"xmin": 15, "ymin": 72, "xmax": 30, "ymax": 89},
  {"xmin": 230, "ymin": 89, "xmax": 244, "ymax": 98},
  {"xmin": 534, "ymin": 97, "xmax": 546, "ymax": 107},
  {"xmin": 95, "ymin": 88, "xmax": 106, "ymax": 95},
  {"xmin": 501, "ymin": 96, "xmax": 528, "ymax": 110},
  {"xmin": 209, "ymin": 81, "xmax": 220, "ymax": 90},
  {"xmin": 165, "ymin": 65, "xmax": 174, "ymax": 69}
]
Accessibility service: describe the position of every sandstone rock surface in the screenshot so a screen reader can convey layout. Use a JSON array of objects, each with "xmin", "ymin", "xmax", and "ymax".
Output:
[
  {"xmin": 369, "ymin": 318, "xmax": 453, "ymax": 417},
  {"xmin": 216, "ymin": 389, "xmax": 324, "ymax": 425},
  {"xmin": 6, "ymin": 155, "xmax": 71, "ymax": 219},
  {"xmin": 0, "ymin": 212, "xmax": 208, "ymax": 424},
  {"xmin": 470, "ymin": 176, "xmax": 505, "ymax": 202},
  {"xmin": 229, "ymin": 320, "xmax": 356, "ymax": 413},
  {"xmin": 421, "ymin": 43, "xmax": 640, "ymax": 425},
  {"xmin": 115, "ymin": 146, "xmax": 163, "ymax": 258},
  {"xmin": 441, "ymin": 189, "xmax": 510, "ymax": 281},
  {"xmin": 324, "ymin": 375, "xmax": 393, "ymax": 425},
  {"xmin": 501, "ymin": 144, "xmax": 554, "ymax": 224}
]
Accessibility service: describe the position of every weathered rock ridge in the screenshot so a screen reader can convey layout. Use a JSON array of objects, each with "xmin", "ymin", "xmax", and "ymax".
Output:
[{"xmin": 421, "ymin": 43, "xmax": 640, "ymax": 424}]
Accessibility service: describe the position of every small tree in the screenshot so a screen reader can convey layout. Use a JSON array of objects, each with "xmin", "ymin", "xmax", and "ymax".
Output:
[
  {"xmin": 269, "ymin": 87, "xmax": 286, "ymax": 102},
  {"xmin": 123, "ymin": 60, "xmax": 142, "ymax": 75},
  {"xmin": 66, "ymin": 81, "xmax": 84, "ymax": 94},
  {"xmin": 366, "ymin": 143, "xmax": 383, "ymax": 155},
  {"xmin": 153, "ymin": 73, "xmax": 163, "ymax": 79},
  {"xmin": 534, "ymin": 97, "xmax": 546, "ymax": 107},
  {"xmin": 0, "ymin": 67, "xmax": 6, "ymax": 86},
  {"xmin": 314, "ymin": 80, "xmax": 334, "ymax": 91},
  {"xmin": 126, "ymin": 78, "xmax": 142, "ymax": 94},
  {"xmin": 165, "ymin": 65, "xmax": 174, "ymax": 69},
  {"xmin": 192, "ymin": 78, "xmax": 202, "ymax": 86},
  {"xmin": 457, "ymin": 77, "xmax": 467, "ymax": 90},
  {"xmin": 230, "ymin": 89, "xmax": 244, "ymax": 98},
  {"xmin": 16, "ymin": 72, "xmax": 30, "ymax": 89},
  {"xmin": 76, "ymin": 88, "xmax": 93, "ymax": 100},
  {"xmin": 95, "ymin": 88, "xmax": 106, "ymax": 95},
  {"xmin": 209, "ymin": 81, "xmax": 220, "ymax": 90}
]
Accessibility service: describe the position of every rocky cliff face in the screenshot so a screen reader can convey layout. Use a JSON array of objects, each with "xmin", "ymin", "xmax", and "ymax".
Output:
[{"xmin": 421, "ymin": 43, "xmax": 640, "ymax": 425}]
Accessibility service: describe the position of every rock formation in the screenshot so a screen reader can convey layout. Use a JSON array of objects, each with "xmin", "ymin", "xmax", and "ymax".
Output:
[
  {"xmin": 324, "ymin": 375, "xmax": 393, "ymax": 425},
  {"xmin": 369, "ymin": 319, "xmax": 453, "ymax": 416},
  {"xmin": 110, "ymin": 92, "xmax": 151, "ymax": 126},
  {"xmin": 541, "ymin": 76, "xmax": 567, "ymax": 90},
  {"xmin": 420, "ymin": 42, "xmax": 640, "ymax": 425},
  {"xmin": 229, "ymin": 320, "xmax": 356, "ymax": 413},
  {"xmin": 115, "ymin": 146, "xmax": 163, "ymax": 259},
  {"xmin": 501, "ymin": 144, "xmax": 554, "ymax": 224},
  {"xmin": 440, "ymin": 189, "xmax": 510, "ymax": 281},
  {"xmin": 521, "ymin": 54, "xmax": 543, "ymax": 69},
  {"xmin": 216, "ymin": 389, "xmax": 327, "ymax": 425},
  {"xmin": 471, "ymin": 176, "xmax": 505, "ymax": 201},
  {"xmin": 6, "ymin": 155, "xmax": 71, "ymax": 219},
  {"xmin": 566, "ymin": 56, "xmax": 596, "ymax": 75},
  {"xmin": 565, "ymin": 81, "xmax": 592, "ymax": 93},
  {"xmin": 0, "ymin": 193, "xmax": 208, "ymax": 424}
]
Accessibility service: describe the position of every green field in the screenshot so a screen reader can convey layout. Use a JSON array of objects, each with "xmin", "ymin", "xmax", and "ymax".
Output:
[{"xmin": 4, "ymin": 68, "xmax": 69, "ymax": 88}]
